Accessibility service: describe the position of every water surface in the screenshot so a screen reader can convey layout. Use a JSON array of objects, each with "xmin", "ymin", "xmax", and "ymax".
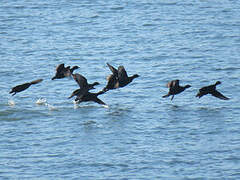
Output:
[{"xmin": 0, "ymin": 0, "xmax": 240, "ymax": 179}]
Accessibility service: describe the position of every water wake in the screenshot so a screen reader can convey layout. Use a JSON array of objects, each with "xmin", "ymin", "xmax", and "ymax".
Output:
[
  {"xmin": 36, "ymin": 98, "xmax": 57, "ymax": 111},
  {"xmin": 36, "ymin": 98, "xmax": 47, "ymax": 105},
  {"xmin": 45, "ymin": 103, "xmax": 58, "ymax": 111},
  {"xmin": 8, "ymin": 99, "xmax": 15, "ymax": 106}
]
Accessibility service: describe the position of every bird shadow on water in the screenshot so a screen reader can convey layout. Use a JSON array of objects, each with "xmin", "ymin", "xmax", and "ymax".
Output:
[
  {"xmin": 163, "ymin": 102, "xmax": 196, "ymax": 124},
  {"xmin": 195, "ymin": 106, "xmax": 226, "ymax": 120},
  {"xmin": 106, "ymin": 103, "xmax": 132, "ymax": 117},
  {"xmin": 165, "ymin": 102, "xmax": 190, "ymax": 111}
]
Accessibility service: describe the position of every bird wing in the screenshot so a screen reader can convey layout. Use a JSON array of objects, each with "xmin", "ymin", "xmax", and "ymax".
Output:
[
  {"xmin": 106, "ymin": 74, "xmax": 114, "ymax": 81},
  {"xmin": 167, "ymin": 80, "xmax": 179, "ymax": 88},
  {"xmin": 72, "ymin": 73, "xmax": 88, "ymax": 89},
  {"xmin": 107, "ymin": 63, "xmax": 118, "ymax": 76},
  {"xmin": 95, "ymin": 98, "xmax": 106, "ymax": 105},
  {"xmin": 104, "ymin": 75, "xmax": 119, "ymax": 91},
  {"xmin": 69, "ymin": 88, "xmax": 88, "ymax": 99},
  {"xmin": 166, "ymin": 81, "xmax": 172, "ymax": 88},
  {"xmin": 56, "ymin": 64, "xmax": 65, "ymax": 73},
  {"xmin": 118, "ymin": 66, "xmax": 129, "ymax": 82},
  {"xmin": 69, "ymin": 89, "xmax": 81, "ymax": 99},
  {"xmin": 210, "ymin": 90, "xmax": 229, "ymax": 100}
]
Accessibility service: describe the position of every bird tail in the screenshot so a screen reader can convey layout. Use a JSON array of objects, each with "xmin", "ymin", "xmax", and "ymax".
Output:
[{"xmin": 30, "ymin": 79, "xmax": 43, "ymax": 85}]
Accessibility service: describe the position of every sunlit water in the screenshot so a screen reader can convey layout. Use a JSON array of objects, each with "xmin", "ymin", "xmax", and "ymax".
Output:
[{"xmin": 1, "ymin": 0, "xmax": 240, "ymax": 179}]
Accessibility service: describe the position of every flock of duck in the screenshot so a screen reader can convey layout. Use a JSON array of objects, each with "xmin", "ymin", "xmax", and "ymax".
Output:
[{"xmin": 9, "ymin": 62, "xmax": 230, "ymax": 106}]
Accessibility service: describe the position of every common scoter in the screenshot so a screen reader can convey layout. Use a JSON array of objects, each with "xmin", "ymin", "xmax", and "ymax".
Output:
[
  {"xmin": 196, "ymin": 81, "xmax": 229, "ymax": 100},
  {"xmin": 10, "ymin": 79, "xmax": 43, "ymax": 96},
  {"xmin": 103, "ymin": 63, "xmax": 139, "ymax": 91},
  {"xmin": 68, "ymin": 73, "xmax": 99, "ymax": 99},
  {"xmin": 75, "ymin": 90, "xmax": 106, "ymax": 105},
  {"xmin": 52, "ymin": 63, "xmax": 79, "ymax": 80},
  {"xmin": 162, "ymin": 79, "xmax": 191, "ymax": 100}
]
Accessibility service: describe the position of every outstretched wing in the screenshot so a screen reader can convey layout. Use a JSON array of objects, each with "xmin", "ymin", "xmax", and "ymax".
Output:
[
  {"xmin": 167, "ymin": 80, "xmax": 179, "ymax": 88},
  {"xmin": 72, "ymin": 73, "xmax": 88, "ymax": 89},
  {"xmin": 56, "ymin": 64, "xmax": 65, "ymax": 73},
  {"xmin": 95, "ymin": 98, "xmax": 106, "ymax": 105},
  {"xmin": 211, "ymin": 90, "xmax": 229, "ymax": 100},
  {"xmin": 107, "ymin": 63, "xmax": 118, "ymax": 76},
  {"xmin": 118, "ymin": 66, "xmax": 128, "ymax": 83}
]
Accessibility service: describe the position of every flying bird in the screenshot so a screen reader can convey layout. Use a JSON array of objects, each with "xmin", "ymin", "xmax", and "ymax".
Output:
[
  {"xmin": 75, "ymin": 90, "xmax": 106, "ymax": 105},
  {"xmin": 10, "ymin": 79, "xmax": 43, "ymax": 96},
  {"xmin": 196, "ymin": 81, "xmax": 229, "ymax": 100},
  {"xmin": 52, "ymin": 63, "xmax": 79, "ymax": 80},
  {"xmin": 162, "ymin": 79, "xmax": 191, "ymax": 100},
  {"xmin": 68, "ymin": 73, "xmax": 99, "ymax": 99},
  {"xmin": 103, "ymin": 63, "xmax": 139, "ymax": 91}
]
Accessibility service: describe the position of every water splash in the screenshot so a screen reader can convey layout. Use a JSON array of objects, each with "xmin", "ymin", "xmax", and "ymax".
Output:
[
  {"xmin": 8, "ymin": 99, "xmax": 15, "ymax": 106},
  {"xmin": 102, "ymin": 104, "xmax": 109, "ymax": 109},
  {"xmin": 45, "ymin": 103, "xmax": 57, "ymax": 111},
  {"xmin": 36, "ymin": 98, "xmax": 47, "ymax": 105},
  {"xmin": 73, "ymin": 103, "xmax": 79, "ymax": 109},
  {"xmin": 73, "ymin": 100, "xmax": 79, "ymax": 104}
]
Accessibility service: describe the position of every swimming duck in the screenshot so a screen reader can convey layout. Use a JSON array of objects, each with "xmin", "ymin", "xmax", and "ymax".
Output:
[
  {"xmin": 75, "ymin": 90, "xmax": 106, "ymax": 105},
  {"xmin": 10, "ymin": 79, "xmax": 43, "ymax": 96},
  {"xmin": 162, "ymin": 79, "xmax": 191, "ymax": 100},
  {"xmin": 52, "ymin": 63, "xmax": 79, "ymax": 80},
  {"xmin": 68, "ymin": 73, "xmax": 99, "ymax": 99},
  {"xmin": 196, "ymin": 81, "xmax": 229, "ymax": 100},
  {"xmin": 103, "ymin": 63, "xmax": 139, "ymax": 91}
]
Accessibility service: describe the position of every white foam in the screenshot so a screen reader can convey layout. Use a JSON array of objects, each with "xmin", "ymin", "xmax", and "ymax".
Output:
[
  {"xmin": 73, "ymin": 103, "xmax": 79, "ymax": 109},
  {"xmin": 8, "ymin": 100, "xmax": 15, "ymax": 106},
  {"xmin": 102, "ymin": 104, "xmax": 109, "ymax": 108},
  {"xmin": 45, "ymin": 103, "xmax": 57, "ymax": 111},
  {"xmin": 36, "ymin": 98, "xmax": 47, "ymax": 105},
  {"xmin": 73, "ymin": 100, "xmax": 79, "ymax": 104}
]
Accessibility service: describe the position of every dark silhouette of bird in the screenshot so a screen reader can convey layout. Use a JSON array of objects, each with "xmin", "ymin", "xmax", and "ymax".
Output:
[
  {"xmin": 196, "ymin": 81, "xmax": 229, "ymax": 100},
  {"xmin": 162, "ymin": 79, "xmax": 191, "ymax": 100},
  {"xmin": 52, "ymin": 63, "xmax": 79, "ymax": 80},
  {"xmin": 75, "ymin": 90, "xmax": 106, "ymax": 105},
  {"xmin": 68, "ymin": 73, "xmax": 99, "ymax": 99},
  {"xmin": 10, "ymin": 79, "xmax": 43, "ymax": 96},
  {"xmin": 103, "ymin": 74, "xmax": 119, "ymax": 92},
  {"xmin": 103, "ymin": 63, "xmax": 139, "ymax": 91}
]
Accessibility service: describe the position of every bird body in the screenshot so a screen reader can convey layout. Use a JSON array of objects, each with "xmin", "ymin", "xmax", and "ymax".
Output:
[
  {"xmin": 196, "ymin": 81, "xmax": 229, "ymax": 100},
  {"xmin": 69, "ymin": 73, "xmax": 99, "ymax": 99},
  {"xmin": 103, "ymin": 74, "xmax": 119, "ymax": 91},
  {"xmin": 10, "ymin": 79, "xmax": 43, "ymax": 96},
  {"xmin": 103, "ymin": 63, "xmax": 139, "ymax": 91},
  {"xmin": 75, "ymin": 90, "xmax": 106, "ymax": 105},
  {"xmin": 52, "ymin": 64, "xmax": 79, "ymax": 80},
  {"xmin": 162, "ymin": 80, "xmax": 191, "ymax": 100}
]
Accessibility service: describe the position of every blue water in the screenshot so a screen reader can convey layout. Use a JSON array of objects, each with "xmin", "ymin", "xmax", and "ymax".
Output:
[{"xmin": 1, "ymin": 0, "xmax": 240, "ymax": 179}]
